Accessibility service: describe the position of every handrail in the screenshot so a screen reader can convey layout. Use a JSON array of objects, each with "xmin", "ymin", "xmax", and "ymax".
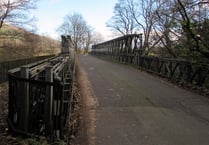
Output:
[{"xmin": 91, "ymin": 34, "xmax": 209, "ymax": 89}]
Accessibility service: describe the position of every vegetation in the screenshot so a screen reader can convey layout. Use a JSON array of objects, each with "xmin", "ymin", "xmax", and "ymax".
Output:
[
  {"xmin": 107, "ymin": 0, "xmax": 209, "ymax": 61},
  {"xmin": 0, "ymin": 1, "xmax": 60, "ymax": 62},
  {"xmin": 0, "ymin": 0, "xmax": 37, "ymax": 30},
  {"xmin": 57, "ymin": 12, "xmax": 92, "ymax": 53},
  {"xmin": 57, "ymin": 12, "xmax": 104, "ymax": 54},
  {"xmin": 0, "ymin": 24, "xmax": 60, "ymax": 62}
]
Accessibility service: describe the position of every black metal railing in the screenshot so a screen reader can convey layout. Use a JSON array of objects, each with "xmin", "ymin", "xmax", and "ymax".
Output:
[
  {"xmin": 91, "ymin": 34, "xmax": 209, "ymax": 89},
  {"xmin": 8, "ymin": 53, "xmax": 75, "ymax": 139},
  {"xmin": 0, "ymin": 55, "xmax": 56, "ymax": 83}
]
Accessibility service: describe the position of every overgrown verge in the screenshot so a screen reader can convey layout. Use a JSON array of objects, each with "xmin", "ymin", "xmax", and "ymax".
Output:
[{"xmin": 67, "ymin": 81, "xmax": 82, "ymax": 145}]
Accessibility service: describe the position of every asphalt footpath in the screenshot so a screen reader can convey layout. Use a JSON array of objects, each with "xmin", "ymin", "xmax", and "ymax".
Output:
[{"xmin": 78, "ymin": 54, "xmax": 209, "ymax": 145}]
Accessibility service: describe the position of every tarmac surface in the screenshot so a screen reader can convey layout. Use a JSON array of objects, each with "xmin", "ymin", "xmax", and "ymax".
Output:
[{"xmin": 78, "ymin": 54, "xmax": 209, "ymax": 145}]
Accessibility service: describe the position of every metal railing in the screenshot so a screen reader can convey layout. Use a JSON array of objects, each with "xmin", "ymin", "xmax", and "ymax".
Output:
[
  {"xmin": 0, "ymin": 55, "xmax": 56, "ymax": 83},
  {"xmin": 91, "ymin": 34, "xmax": 209, "ymax": 89},
  {"xmin": 8, "ymin": 53, "xmax": 75, "ymax": 139}
]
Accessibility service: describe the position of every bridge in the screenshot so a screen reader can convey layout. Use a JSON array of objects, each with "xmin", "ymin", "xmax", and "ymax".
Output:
[
  {"xmin": 3, "ymin": 34, "xmax": 209, "ymax": 144},
  {"xmin": 78, "ymin": 55, "xmax": 209, "ymax": 145},
  {"xmin": 77, "ymin": 34, "xmax": 209, "ymax": 145}
]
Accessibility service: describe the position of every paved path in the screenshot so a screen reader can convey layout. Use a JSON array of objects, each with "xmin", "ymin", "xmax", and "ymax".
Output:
[{"xmin": 78, "ymin": 55, "xmax": 209, "ymax": 145}]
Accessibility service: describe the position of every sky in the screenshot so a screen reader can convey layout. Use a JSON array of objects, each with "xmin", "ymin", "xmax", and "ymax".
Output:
[{"xmin": 33, "ymin": 0, "xmax": 118, "ymax": 40}]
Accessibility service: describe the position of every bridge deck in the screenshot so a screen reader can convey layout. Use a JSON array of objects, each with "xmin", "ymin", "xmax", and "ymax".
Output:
[{"xmin": 78, "ymin": 55, "xmax": 209, "ymax": 145}]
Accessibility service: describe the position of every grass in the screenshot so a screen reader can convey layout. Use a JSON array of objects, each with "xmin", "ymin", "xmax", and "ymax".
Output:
[
  {"xmin": 0, "ymin": 24, "xmax": 61, "ymax": 62},
  {"xmin": 0, "ymin": 134, "xmax": 66, "ymax": 145}
]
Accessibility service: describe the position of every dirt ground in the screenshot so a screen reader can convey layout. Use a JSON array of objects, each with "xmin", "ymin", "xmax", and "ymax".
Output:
[
  {"xmin": 0, "ymin": 83, "xmax": 22, "ymax": 145},
  {"xmin": 0, "ymin": 82, "xmax": 8, "ymax": 139},
  {"xmin": 72, "ymin": 60, "xmax": 98, "ymax": 145}
]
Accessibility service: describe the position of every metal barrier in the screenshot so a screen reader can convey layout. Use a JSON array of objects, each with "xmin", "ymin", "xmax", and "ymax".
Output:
[
  {"xmin": 91, "ymin": 34, "xmax": 209, "ymax": 89},
  {"xmin": 0, "ymin": 55, "xmax": 56, "ymax": 83},
  {"xmin": 8, "ymin": 54, "xmax": 75, "ymax": 139}
]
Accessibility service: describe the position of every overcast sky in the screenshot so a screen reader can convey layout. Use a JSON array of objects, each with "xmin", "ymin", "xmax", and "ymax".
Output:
[{"xmin": 34, "ymin": 0, "xmax": 117, "ymax": 40}]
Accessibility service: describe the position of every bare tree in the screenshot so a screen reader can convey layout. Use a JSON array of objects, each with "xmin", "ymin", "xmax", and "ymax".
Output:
[
  {"xmin": 83, "ymin": 29, "xmax": 92, "ymax": 54},
  {"xmin": 108, "ymin": 0, "xmax": 161, "ymax": 55},
  {"xmin": 0, "ymin": 0, "xmax": 37, "ymax": 29},
  {"xmin": 107, "ymin": 0, "xmax": 209, "ymax": 60},
  {"xmin": 57, "ymin": 12, "xmax": 92, "ymax": 53},
  {"xmin": 153, "ymin": 0, "xmax": 180, "ymax": 57},
  {"xmin": 107, "ymin": 0, "xmax": 138, "ymax": 35},
  {"xmin": 131, "ymin": 0, "xmax": 162, "ymax": 55},
  {"xmin": 149, "ymin": 0, "xmax": 209, "ymax": 59},
  {"xmin": 175, "ymin": 0, "xmax": 209, "ymax": 59},
  {"xmin": 91, "ymin": 31, "xmax": 104, "ymax": 44}
]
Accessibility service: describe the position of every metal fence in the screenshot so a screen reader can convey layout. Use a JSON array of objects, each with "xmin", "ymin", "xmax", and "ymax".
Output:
[
  {"xmin": 91, "ymin": 34, "xmax": 209, "ymax": 89},
  {"xmin": 0, "ymin": 55, "xmax": 56, "ymax": 83},
  {"xmin": 8, "ymin": 54, "xmax": 75, "ymax": 139}
]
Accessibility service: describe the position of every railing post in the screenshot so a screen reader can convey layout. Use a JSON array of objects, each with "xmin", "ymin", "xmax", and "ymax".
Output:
[
  {"xmin": 45, "ymin": 66, "xmax": 53, "ymax": 136},
  {"xmin": 20, "ymin": 66, "xmax": 29, "ymax": 131}
]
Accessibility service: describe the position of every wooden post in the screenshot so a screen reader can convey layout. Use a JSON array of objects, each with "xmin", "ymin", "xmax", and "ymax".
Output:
[
  {"xmin": 20, "ymin": 66, "xmax": 29, "ymax": 131},
  {"xmin": 45, "ymin": 66, "xmax": 53, "ymax": 136}
]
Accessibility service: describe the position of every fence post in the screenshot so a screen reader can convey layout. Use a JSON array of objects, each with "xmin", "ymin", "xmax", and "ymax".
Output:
[
  {"xmin": 20, "ymin": 66, "xmax": 29, "ymax": 131},
  {"xmin": 45, "ymin": 66, "xmax": 53, "ymax": 136}
]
